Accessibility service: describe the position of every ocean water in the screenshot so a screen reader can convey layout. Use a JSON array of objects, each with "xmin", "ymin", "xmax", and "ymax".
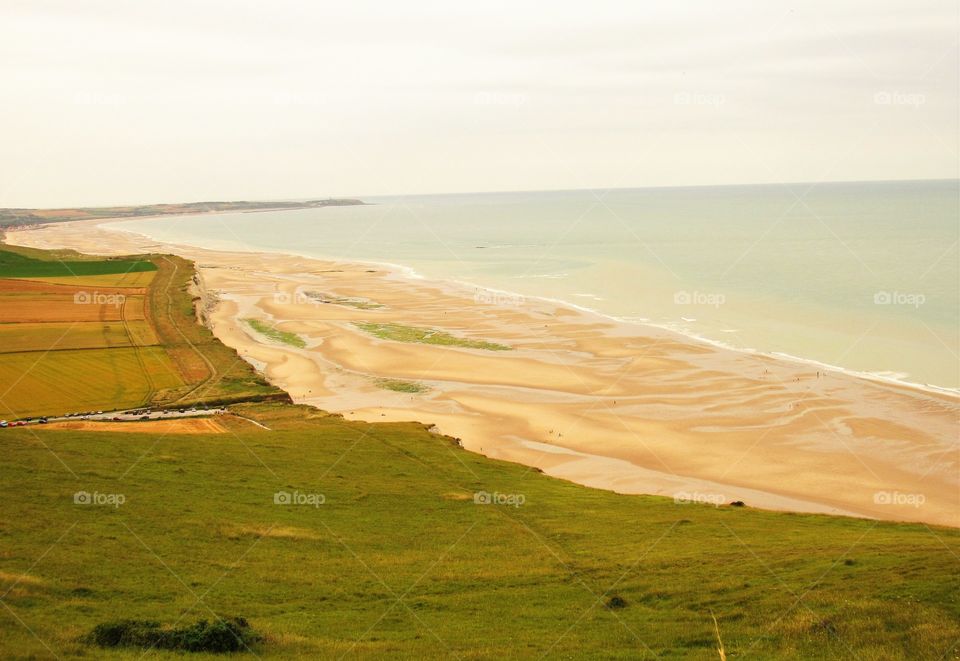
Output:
[{"xmin": 112, "ymin": 180, "xmax": 960, "ymax": 391}]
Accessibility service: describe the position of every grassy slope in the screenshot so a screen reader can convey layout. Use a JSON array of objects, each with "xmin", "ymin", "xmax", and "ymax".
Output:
[
  {"xmin": 0, "ymin": 402, "xmax": 957, "ymax": 659},
  {"xmin": 143, "ymin": 255, "xmax": 289, "ymax": 408}
]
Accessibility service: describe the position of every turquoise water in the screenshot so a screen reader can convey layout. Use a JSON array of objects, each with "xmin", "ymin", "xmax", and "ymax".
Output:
[{"xmin": 113, "ymin": 180, "xmax": 960, "ymax": 390}]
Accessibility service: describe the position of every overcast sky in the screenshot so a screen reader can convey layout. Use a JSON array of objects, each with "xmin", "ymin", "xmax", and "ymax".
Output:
[{"xmin": 1, "ymin": 0, "xmax": 957, "ymax": 207}]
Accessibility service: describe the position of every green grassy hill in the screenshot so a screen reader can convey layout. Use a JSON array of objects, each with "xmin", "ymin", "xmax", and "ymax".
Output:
[{"xmin": 1, "ymin": 402, "xmax": 957, "ymax": 659}]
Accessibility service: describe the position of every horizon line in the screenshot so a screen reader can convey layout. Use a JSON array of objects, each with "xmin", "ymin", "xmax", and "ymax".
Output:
[{"xmin": 4, "ymin": 176, "xmax": 957, "ymax": 211}]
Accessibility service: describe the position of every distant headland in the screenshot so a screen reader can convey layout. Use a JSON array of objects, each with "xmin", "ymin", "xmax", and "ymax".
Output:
[{"xmin": 0, "ymin": 198, "xmax": 366, "ymax": 228}]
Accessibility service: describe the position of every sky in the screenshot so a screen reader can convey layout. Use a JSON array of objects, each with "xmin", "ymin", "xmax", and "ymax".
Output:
[{"xmin": 0, "ymin": 0, "xmax": 957, "ymax": 207}]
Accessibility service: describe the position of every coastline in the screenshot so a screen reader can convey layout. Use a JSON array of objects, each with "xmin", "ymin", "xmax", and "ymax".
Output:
[
  {"xmin": 6, "ymin": 216, "xmax": 959, "ymax": 527},
  {"xmin": 102, "ymin": 215, "xmax": 960, "ymax": 400}
]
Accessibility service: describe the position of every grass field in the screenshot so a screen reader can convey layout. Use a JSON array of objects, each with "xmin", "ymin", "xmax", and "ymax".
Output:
[
  {"xmin": 0, "ymin": 248, "xmax": 156, "ymax": 278},
  {"xmin": 0, "ymin": 401, "xmax": 957, "ymax": 659}
]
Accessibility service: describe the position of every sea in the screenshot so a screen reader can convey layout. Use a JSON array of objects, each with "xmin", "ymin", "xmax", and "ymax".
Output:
[{"xmin": 110, "ymin": 179, "xmax": 960, "ymax": 392}]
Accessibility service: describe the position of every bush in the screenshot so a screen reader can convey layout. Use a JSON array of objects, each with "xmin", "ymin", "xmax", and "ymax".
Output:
[
  {"xmin": 605, "ymin": 595, "xmax": 628, "ymax": 609},
  {"xmin": 87, "ymin": 616, "xmax": 260, "ymax": 653}
]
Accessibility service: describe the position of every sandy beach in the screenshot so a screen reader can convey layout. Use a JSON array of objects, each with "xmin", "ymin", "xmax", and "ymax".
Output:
[{"xmin": 7, "ymin": 217, "xmax": 959, "ymax": 527}]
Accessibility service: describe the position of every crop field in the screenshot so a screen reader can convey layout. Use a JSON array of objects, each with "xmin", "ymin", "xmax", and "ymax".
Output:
[
  {"xmin": 0, "ymin": 321, "xmax": 156, "ymax": 353},
  {"xmin": 42, "ymin": 416, "xmax": 227, "ymax": 434},
  {"xmin": 0, "ymin": 245, "xmax": 286, "ymax": 421},
  {"xmin": 0, "ymin": 296, "xmax": 135, "ymax": 323},
  {"xmin": 0, "ymin": 247, "xmax": 156, "ymax": 278},
  {"xmin": 0, "ymin": 347, "xmax": 183, "ymax": 419},
  {"xmin": 0, "ymin": 278, "xmax": 144, "ymax": 296},
  {"xmin": 120, "ymin": 294, "xmax": 147, "ymax": 320},
  {"xmin": 122, "ymin": 319, "xmax": 159, "ymax": 346},
  {"xmin": 14, "ymin": 270, "xmax": 157, "ymax": 288}
]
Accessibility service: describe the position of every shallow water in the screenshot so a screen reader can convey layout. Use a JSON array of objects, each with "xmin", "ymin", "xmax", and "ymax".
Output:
[{"xmin": 112, "ymin": 179, "xmax": 960, "ymax": 390}]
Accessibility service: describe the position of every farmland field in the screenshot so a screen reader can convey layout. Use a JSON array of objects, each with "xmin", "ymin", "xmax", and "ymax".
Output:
[
  {"xmin": 0, "ymin": 244, "xmax": 285, "ymax": 421},
  {"xmin": 0, "ymin": 278, "xmax": 144, "ymax": 295},
  {"xmin": 13, "ymin": 270, "xmax": 157, "ymax": 288},
  {"xmin": 0, "ymin": 296, "xmax": 135, "ymax": 323},
  {"xmin": 0, "ymin": 321, "xmax": 157, "ymax": 352},
  {"xmin": 0, "ymin": 247, "xmax": 156, "ymax": 278},
  {"xmin": 0, "ymin": 347, "xmax": 183, "ymax": 418}
]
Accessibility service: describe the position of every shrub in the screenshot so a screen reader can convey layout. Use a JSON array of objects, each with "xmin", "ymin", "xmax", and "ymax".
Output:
[
  {"xmin": 87, "ymin": 616, "xmax": 261, "ymax": 653},
  {"xmin": 605, "ymin": 595, "xmax": 628, "ymax": 610}
]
